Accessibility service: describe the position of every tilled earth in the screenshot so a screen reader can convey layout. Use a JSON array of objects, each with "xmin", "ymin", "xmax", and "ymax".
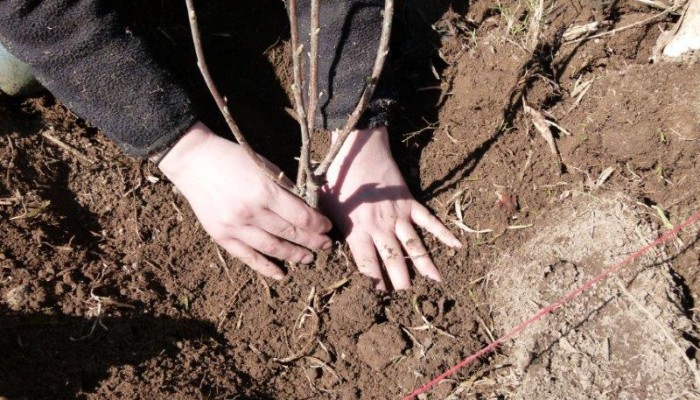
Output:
[{"xmin": 1, "ymin": 1, "xmax": 699, "ymax": 399}]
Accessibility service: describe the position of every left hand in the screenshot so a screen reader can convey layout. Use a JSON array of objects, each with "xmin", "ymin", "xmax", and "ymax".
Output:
[{"xmin": 320, "ymin": 127, "xmax": 461, "ymax": 291}]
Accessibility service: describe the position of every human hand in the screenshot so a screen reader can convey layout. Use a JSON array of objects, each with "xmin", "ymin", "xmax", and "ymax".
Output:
[
  {"xmin": 320, "ymin": 127, "xmax": 461, "ymax": 291},
  {"xmin": 157, "ymin": 122, "xmax": 333, "ymax": 279}
]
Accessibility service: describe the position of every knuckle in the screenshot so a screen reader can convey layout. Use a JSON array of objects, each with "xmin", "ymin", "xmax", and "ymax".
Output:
[
  {"xmin": 253, "ymin": 179, "xmax": 277, "ymax": 201},
  {"xmin": 256, "ymin": 241, "xmax": 276, "ymax": 255},
  {"xmin": 207, "ymin": 225, "xmax": 230, "ymax": 242},
  {"xmin": 279, "ymin": 224, "xmax": 298, "ymax": 240},
  {"xmin": 223, "ymin": 205, "xmax": 254, "ymax": 223},
  {"xmin": 296, "ymin": 211, "xmax": 315, "ymax": 228}
]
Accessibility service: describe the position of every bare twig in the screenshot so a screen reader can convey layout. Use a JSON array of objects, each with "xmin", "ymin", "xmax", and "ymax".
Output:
[
  {"xmin": 314, "ymin": 0, "xmax": 395, "ymax": 179},
  {"xmin": 633, "ymin": 0, "xmax": 675, "ymax": 11},
  {"xmin": 301, "ymin": 0, "xmax": 322, "ymax": 205},
  {"xmin": 185, "ymin": 0, "xmax": 293, "ymax": 191},
  {"xmin": 41, "ymin": 128, "xmax": 95, "ymax": 165},
  {"xmin": 307, "ymin": 0, "xmax": 321, "ymax": 140},
  {"xmin": 565, "ymin": 4, "xmax": 681, "ymax": 45},
  {"xmin": 287, "ymin": 0, "xmax": 314, "ymax": 197}
]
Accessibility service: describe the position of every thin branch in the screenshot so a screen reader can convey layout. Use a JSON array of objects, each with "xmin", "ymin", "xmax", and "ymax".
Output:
[
  {"xmin": 314, "ymin": 0, "xmax": 394, "ymax": 178},
  {"xmin": 184, "ymin": 0, "xmax": 293, "ymax": 191},
  {"xmin": 306, "ymin": 0, "xmax": 321, "ymax": 136},
  {"xmin": 41, "ymin": 128, "xmax": 96, "ymax": 165},
  {"xmin": 301, "ymin": 0, "xmax": 323, "ymax": 206},
  {"xmin": 287, "ymin": 0, "xmax": 314, "ymax": 194},
  {"xmin": 565, "ymin": 4, "xmax": 680, "ymax": 45}
]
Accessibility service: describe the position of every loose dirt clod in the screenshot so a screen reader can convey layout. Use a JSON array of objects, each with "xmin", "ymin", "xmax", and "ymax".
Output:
[
  {"xmin": 4, "ymin": 284, "xmax": 28, "ymax": 311},
  {"xmin": 356, "ymin": 322, "xmax": 408, "ymax": 371}
]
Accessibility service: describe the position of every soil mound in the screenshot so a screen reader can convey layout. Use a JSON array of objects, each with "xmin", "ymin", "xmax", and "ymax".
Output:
[{"xmin": 490, "ymin": 195, "xmax": 699, "ymax": 399}]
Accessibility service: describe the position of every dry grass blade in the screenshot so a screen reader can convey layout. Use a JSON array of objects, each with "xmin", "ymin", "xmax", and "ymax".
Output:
[
  {"xmin": 652, "ymin": 205, "xmax": 675, "ymax": 230},
  {"xmin": 507, "ymin": 224, "xmax": 533, "ymax": 230},
  {"xmin": 322, "ymin": 276, "xmax": 351, "ymax": 295},
  {"xmin": 526, "ymin": 0, "xmax": 544, "ymax": 51},
  {"xmin": 274, "ymin": 307, "xmax": 320, "ymax": 364},
  {"xmin": 594, "ymin": 166, "xmax": 615, "ymax": 188},
  {"xmin": 41, "ymin": 128, "xmax": 95, "ymax": 165},
  {"xmin": 453, "ymin": 220, "xmax": 493, "ymax": 234},
  {"xmin": 523, "ymin": 100, "xmax": 565, "ymax": 173},
  {"xmin": 633, "ymin": 0, "xmax": 675, "ymax": 10},
  {"xmin": 274, "ymin": 288, "xmax": 321, "ymax": 364},
  {"xmin": 565, "ymin": 4, "xmax": 682, "ymax": 44},
  {"xmin": 568, "ymin": 78, "xmax": 593, "ymax": 113},
  {"xmin": 0, "ymin": 197, "xmax": 20, "ymax": 206},
  {"xmin": 518, "ymin": 150, "xmax": 534, "ymax": 182},
  {"xmin": 184, "ymin": 0, "xmax": 293, "ymax": 192},
  {"xmin": 563, "ymin": 22, "xmax": 600, "ymax": 41},
  {"xmin": 454, "ymin": 193, "xmax": 465, "ymax": 222}
]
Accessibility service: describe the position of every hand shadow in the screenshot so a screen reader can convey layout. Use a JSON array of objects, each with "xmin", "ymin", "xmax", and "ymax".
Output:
[
  {"xmin": 0, "ymin": 308, "xmax": 263, "ymax": 400},
  {"xmin": 319, "ymin": 130, "xmax": 412, "ymax": 235}
]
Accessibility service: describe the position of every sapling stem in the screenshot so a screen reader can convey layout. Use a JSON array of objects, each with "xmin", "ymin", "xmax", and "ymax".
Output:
[
  {"xmin": 184, "ymin": 0, "xmax": 293, "ymax": 191},
  {"xmin": 313, "ymin": 0, "xmax": 394, "ymax": 179},
  {"xmin": 302, "ymin": 0, "xmax": 322, "ymax": 206},
  {"xmin": 185, "ymin": 0, "xmax": 395, "ymax": 207},
  {"xmin": 287, "ymin": 0, "xmax": 314, "ymax": 197}
]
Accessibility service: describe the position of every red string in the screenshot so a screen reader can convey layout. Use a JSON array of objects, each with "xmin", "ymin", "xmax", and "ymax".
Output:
[{"xmin": 402, "ymin": 208, "xmax": 700, "ymax": 400}]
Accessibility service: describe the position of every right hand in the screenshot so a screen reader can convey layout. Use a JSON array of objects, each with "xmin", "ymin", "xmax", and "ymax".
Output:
[{"xmin": 157, "ymin": 122, "xmax": 333, "ymax": 280}]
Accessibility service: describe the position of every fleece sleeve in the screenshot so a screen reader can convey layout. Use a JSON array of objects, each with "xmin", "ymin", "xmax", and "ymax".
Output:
[
  {"xmin": 297, "ymin": 0, "xmax": 397, "ymax": 130},
  {"xmin": 0, "ymin": 0, "xmax": 197, "ymax": 157}
]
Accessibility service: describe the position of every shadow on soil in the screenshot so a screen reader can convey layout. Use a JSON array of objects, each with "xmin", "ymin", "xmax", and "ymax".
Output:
[
  {"xmin": 0, "ymin": 309, "xmax": 267, "ymax": 400},
  {"xmin": 1, "ymin": 96, "xmax": 105, "ymax": 256}
]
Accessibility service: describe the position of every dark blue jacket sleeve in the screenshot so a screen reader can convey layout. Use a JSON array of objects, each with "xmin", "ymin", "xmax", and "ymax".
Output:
[{"xmin": 0, "ymin": 0, "xmax": 197, "ymax": 157}]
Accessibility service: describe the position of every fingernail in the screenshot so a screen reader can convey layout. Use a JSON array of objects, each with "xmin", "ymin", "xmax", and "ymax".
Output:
[
  {"xmin": 451, "ymin": 238, "xmax": 463, "ymax": 248},
  {"xmin": 374, "ymin": 282, "xmax": 388, "ymax": 292},
  {"xmin": 322, "ymin": 241, "xmax": 333, "ymax": 250},
  {"xmin": 301, "ymin": 254, "xmax": 314, "ymax": 264},
  {"xmin": 428, "ymin": 271, "xmax": 443, "ymax": 282},
  {"xmin": 272, "ymin": 273, "xmax": 286, "ymax": 281}
]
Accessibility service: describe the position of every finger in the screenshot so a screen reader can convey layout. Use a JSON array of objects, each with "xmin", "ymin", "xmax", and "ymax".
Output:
[
  {"xmin": 220, "ymin": 238, "xmax": 285, "ymax": 280},
  {"xmin": 347, "ymin": 232, "xmax": 386, "ymax": 291},
  {"xmin": 269, "ymin": 190, "xmax": 333, "ymax": 233},
  {"xmin": 411, "ymin": 203, "xmax": 462, "ymax": 248},
  {"xmin": 256, "ymin": 210, "xmax": 332, "ymax": 251},
  {"xmin": 395, "ymin": 221, "xmax": 442, "ymax": 282},
  {"xmin": 373, "ymin": 233, "xmax": 412, "ymax": 291},
  {"xmin": 237, "ymin": 227, "xmax": 314, "ymax": 264}
]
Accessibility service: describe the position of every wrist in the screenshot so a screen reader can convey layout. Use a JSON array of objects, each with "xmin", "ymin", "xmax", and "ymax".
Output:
[
  {"xmin": 326, "ymin": 126, "xmax": 393, "ymax": 181},
  {"xmin": 156, "ymin": 121, "xmax": 215, "ymax": 178},
  {"xmin": 331, "ymin": 126, "xmax": 389, "ymax": 146}
]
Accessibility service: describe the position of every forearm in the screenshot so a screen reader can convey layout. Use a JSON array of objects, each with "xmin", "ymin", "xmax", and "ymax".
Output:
[{"xmin": 0, "ymin": 0, "xmax": 197, "ymax": 157}]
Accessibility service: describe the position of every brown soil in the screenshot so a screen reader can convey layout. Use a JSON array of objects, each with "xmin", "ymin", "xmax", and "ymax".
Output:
[{"xmin": 1, "ymin": 1, "xmax": 699, "ymax": 399}]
